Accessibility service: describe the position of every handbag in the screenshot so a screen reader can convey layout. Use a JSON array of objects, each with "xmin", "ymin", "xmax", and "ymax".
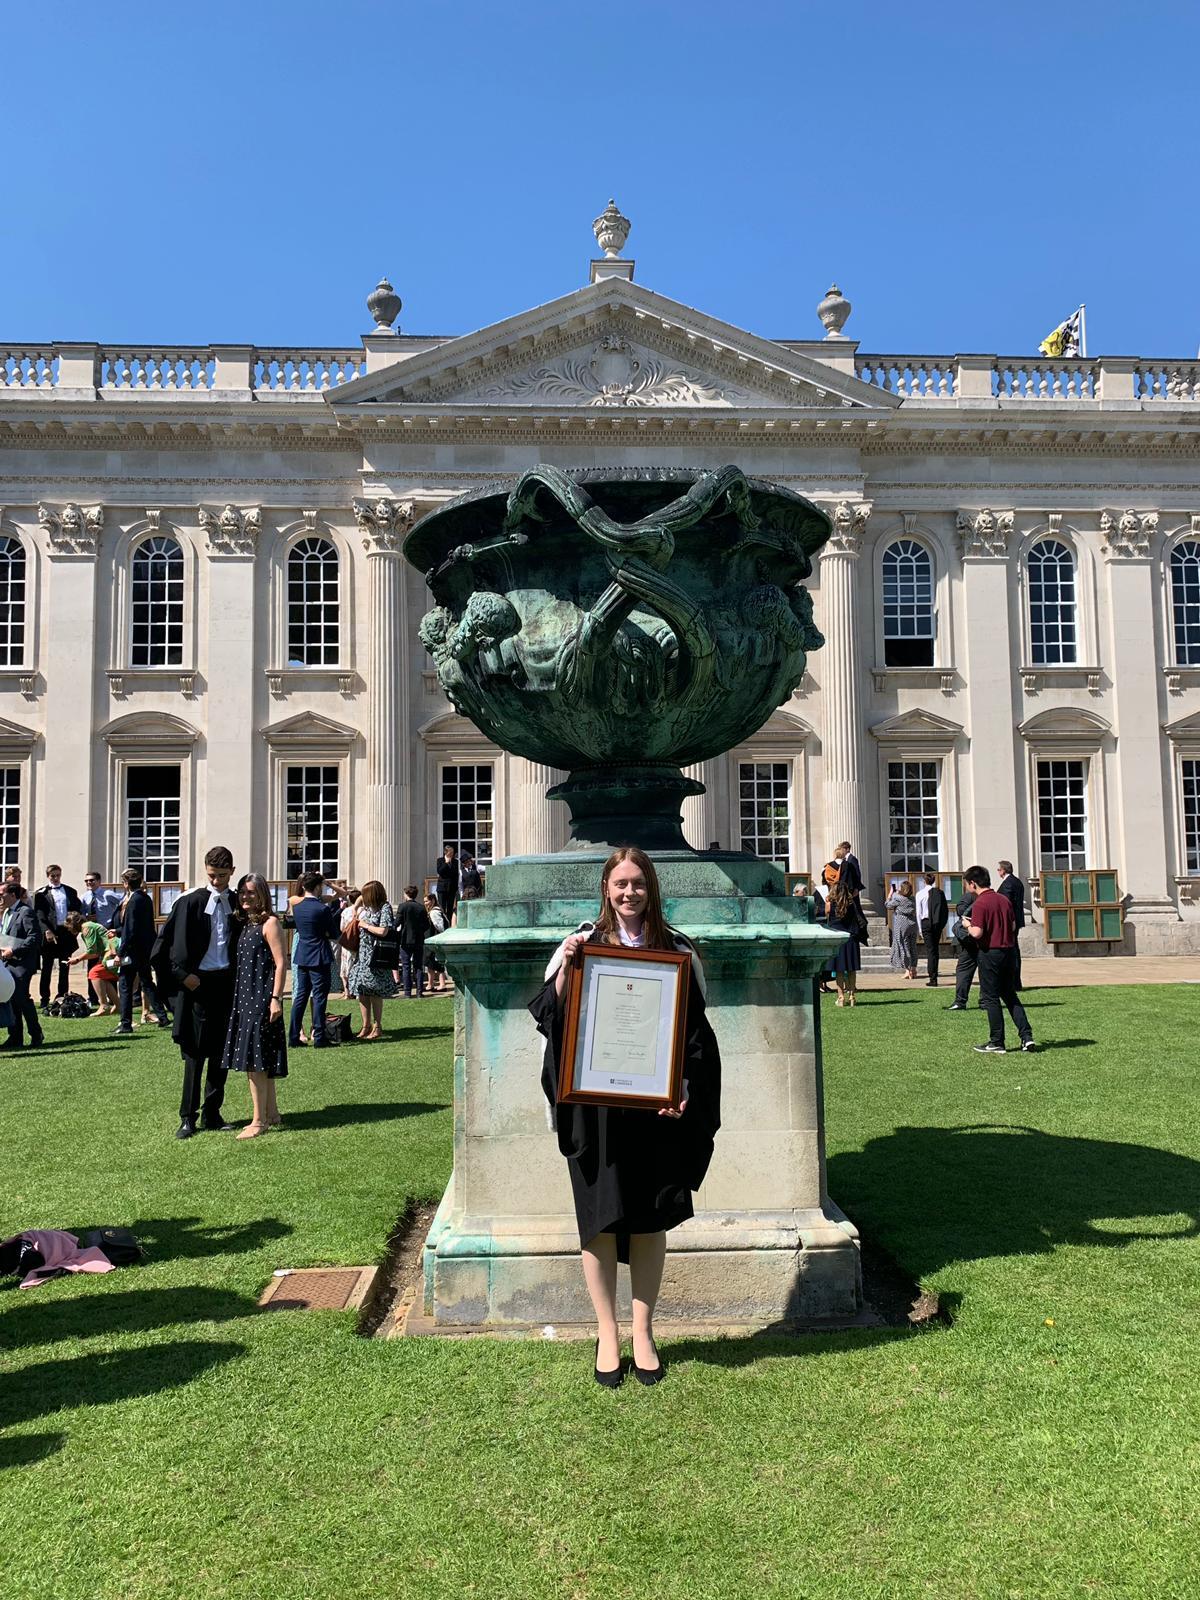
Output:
[
  {"xmin": 324, "ymin": 1013, "xmax": 352, "ymax": 1045},
  {"xmin": 339, "ymin": 915, "xmax": 360, "ymax": 955},
  {"xmin": 371, "ymin": 934, "xmax": 400, "ymax": 969},
  {"xmin": 79, "ymin": 1227, "xmax": 143, "ymax": 1267}
]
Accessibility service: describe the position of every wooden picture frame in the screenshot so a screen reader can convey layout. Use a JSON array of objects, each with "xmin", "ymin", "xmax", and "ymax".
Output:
[
  {"xmin": 785, "ymin": 870, "xmax": 813, "ymax": 898},
  {"xmin": 558, "ymin": 942, "xmax": 691, "ymax": 1112}
]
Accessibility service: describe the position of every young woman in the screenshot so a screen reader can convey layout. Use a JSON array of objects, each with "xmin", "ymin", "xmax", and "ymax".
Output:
[
  {"xmin": 221, "ymin": 873, "xmax": 288, "ymax": 1139},
  {"xmin": 423, "ymin": 893, "xmax": 448, "ymax": 992},
  {"xmin": 530, "ymin": 847, "xmax": 721, "ymax": 1388},
  {"xmin": 337, "ymin": 888, "xmax": 361, "ymax": 998},
  {"xmin": 65, "ymin": 910, "xmax": 116, "ymax": 1012},
  {"xmin": 345, "ymin": 879, "xmax": 398, "ymax": 1040},
  {"xmin": 825, "ymin": 879, "xmax": 865, "ymax": 1006},
  {"xmin": 886, "ymin": 878, "xmax": 919, "ymax": 980}
]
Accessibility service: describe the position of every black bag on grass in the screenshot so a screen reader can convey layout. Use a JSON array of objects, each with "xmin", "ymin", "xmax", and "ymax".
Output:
[
  {"xmin": 323, "ymin": 1014, "xmax": 352, "ymax": 1046},
  {"xmin": 79, "ymin": 1227, "xmax": 144, "ymax": 1267}
]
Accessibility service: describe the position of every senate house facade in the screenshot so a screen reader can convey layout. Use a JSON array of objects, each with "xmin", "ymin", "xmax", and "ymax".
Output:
[{"xmin": 2, "ymin": 211, "xmax": 1199, "ymax": 953}]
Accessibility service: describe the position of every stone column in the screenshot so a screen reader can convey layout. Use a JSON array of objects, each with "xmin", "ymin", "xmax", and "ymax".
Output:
[
  {"xmin": 39, "ymin": 505, "xmax": 102, "ymax": 875},
  {"xmin": 1101, "ymin": 512, "xmax": 1175, "ymax": 925},
  {"xmin": 957, "ymin": 509, "xmax": 1021, "ymax": 870},
  {"xmin": 819, "ymin": 503, "xmax": 871, "ymax": 899},
  {"xmin": 511, "ymin": 759, "xmax": 569, "ymax": 854},
  {"xmin": 198, "ymin": 506, "xmax": 258, "ymax": 874},
  {"xmin": 357, "ymin": 499, "xmax": 411, "ymax": 896},
  {"xmin": 682, "ymin": 759, "xmax": 730, "ymax": 851}
]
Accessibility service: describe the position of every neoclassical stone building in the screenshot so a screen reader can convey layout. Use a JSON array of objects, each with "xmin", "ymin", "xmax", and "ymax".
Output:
[{"xmin": 2, "ymin": 207, "xmax": 1199, "ymax": 952}]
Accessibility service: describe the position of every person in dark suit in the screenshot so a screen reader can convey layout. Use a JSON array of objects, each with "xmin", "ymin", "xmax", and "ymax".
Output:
[
  {"xmin": 834, "ymin": 841, "xmax": 863, "ymax": 899},
  {"xmin": 162, "ymin": 845, "xmax": 241, "ymax": 1139},
  {"xmin": 395, "ymin": 884, "xmax": 433, "ymax": 997},
  {"xmin": 435, "ymin": 846, "xmax": 459, "ymax": 923},
  {"xmin": 919, "ymin": 872, "xmax": 949, "ymax": 986},
  {"xmin": 947, "ymin": 889, "xmax": 981, "ymax": 1012},
  {"xmin": 34, "ymin": 864, "xmax": 82, "ymax": 1011},
  {"xmin": 287, "ymin": 872, "xmax": 341, "ymax": 1048},
  {"xmin": 995, "ymin": 860, "xmax": 1026, "ymax": 989},
  {"xmin": 459, "ymin": 855, "xmax": 484, "ymax": 899},
  {"xmin": 114, "ymin": 867, "xmax": 170, "ymax": 1036},
  {"xmin": 0, "ymin": 882, "xmax": 44, "ymax": 1049}
]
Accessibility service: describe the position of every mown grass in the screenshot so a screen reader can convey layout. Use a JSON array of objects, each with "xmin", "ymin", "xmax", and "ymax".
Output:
[{"xmin": 1, "ymin": 984, "xmax": 1197, "ymax": 1599}]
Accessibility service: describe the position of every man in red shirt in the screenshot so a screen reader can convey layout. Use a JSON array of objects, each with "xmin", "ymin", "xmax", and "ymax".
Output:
[{"xmin": 962, "ymin": 866, "xmax": 1036, "ymax": 1054}]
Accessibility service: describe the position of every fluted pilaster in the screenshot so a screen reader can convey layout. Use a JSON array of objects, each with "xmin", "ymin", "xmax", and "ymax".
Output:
[
  {"xmin": 820, "ymin": 505, "xmax": 869, "ymax": 892},
  {"xmin": 362, "ymin": 524, "xmax": 409, "ymax": 899},
  {"xmin": 682, "ymin": 759, "xmax": 729, "ymax": 851},
  {"xmin": 513, "ymin": 759, "xmax": 570, "ymax": 854}
]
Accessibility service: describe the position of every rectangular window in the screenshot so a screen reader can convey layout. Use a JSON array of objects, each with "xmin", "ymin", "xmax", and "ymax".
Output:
[
  {"xmin": 126, "ymin": 765, "xmax": 181, "ymax": 881},
  {"xmin": 1036, "ymin": 759, "xmax": 1088, "ymax": 870},
  {"xmin": 738, "ymin": 760, "xmax": 791, "ymax": 865},
  {"xmin": 441, "ymin": 764, "xmax": 494, "ymax": 866},
  {"xmin": 284, "ymin": 765, "xmax": 340, "ymax": 879},
  {"xmin": 1183, "ymin": 759, "xmax": 1200, "ymax": 874},
  {"xmin": 0, "ymin": 767, "xmax": 19, "ymax": 868},
  {"xmin": 886, "ymin": 760, "xmax": 940, "ymax": 872}
]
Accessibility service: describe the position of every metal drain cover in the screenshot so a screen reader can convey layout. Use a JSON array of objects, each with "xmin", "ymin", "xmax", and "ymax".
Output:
[{"xmin": 258, "ymin": 1267, "xmax": 377, "ymax": 1312}]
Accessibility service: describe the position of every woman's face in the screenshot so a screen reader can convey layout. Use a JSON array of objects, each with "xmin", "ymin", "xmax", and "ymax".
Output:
[
  {"xmin": 240, "ymin": 887, "xmax": 259, "ymax": 915},
  {"xmin": 606, "ymin": 861, "xmax": 648, "ymax": 921}
]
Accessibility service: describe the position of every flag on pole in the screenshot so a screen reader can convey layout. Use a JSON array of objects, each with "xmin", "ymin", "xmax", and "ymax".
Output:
[{"xmin": 1039, "ymin": 308, "xmax": 1083, "ymax": 358}]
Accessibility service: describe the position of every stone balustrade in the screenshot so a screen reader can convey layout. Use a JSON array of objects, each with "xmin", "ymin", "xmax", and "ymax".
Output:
[{"xmin": 3, "ymin": 341, "xmax": 1200, "ymax": 403}]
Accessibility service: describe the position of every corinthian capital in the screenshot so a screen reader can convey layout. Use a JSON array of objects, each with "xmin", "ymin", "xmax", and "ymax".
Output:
[
  {"xmin": 1100, "ymin": 508, "xmax": 1156, "ymax": 560},
  {"xmin": 956, "ymin": 507, "xmax": 1013, "ymax": 559},
  {"xmin": 199, "ymin": 503, "xmax": 261, "ymax": 557},
  {"xmin": 38, "ymin": 501, "xmax": 103, "ymax": 556},
  {"xmin": 354, "ymin": 496, "xmax": 414, "ymax": 553},
  {"xmin": 824, "ymin": 500, "xmax": 871, "ymax": 556}
]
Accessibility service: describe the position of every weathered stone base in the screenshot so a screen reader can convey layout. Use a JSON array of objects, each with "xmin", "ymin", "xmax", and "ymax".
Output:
[{"xmin": 423, "ymin": 1195, "xmax": 862, "ymax": 1327}]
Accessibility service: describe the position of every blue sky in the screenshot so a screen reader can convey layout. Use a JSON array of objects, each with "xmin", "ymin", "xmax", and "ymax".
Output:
[{"xmin": 2, "ymin": 1, "xmax": 1197, "ymax": 356}]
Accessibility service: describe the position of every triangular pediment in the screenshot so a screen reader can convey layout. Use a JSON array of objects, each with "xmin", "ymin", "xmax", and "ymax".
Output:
[
  {"xmin": 1163, "ymin": 710, "xmax": 1200, "ymax": 743},
  {"xmin": 870, "ymin": 708, "xmax": 964, "ymax": 746},
  {"xmin": 327, "ymin": 278, "xmax": 896, "ymax": 414},
  {"xmin": 260, "ymin": 711, "xmax": 358, "ymax": 748}
]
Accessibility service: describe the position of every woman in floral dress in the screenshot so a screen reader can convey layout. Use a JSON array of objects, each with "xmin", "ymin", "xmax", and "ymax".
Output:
[{"xmin": 347, "ymin": 879, "xmax": 397, "ymax": 1040}]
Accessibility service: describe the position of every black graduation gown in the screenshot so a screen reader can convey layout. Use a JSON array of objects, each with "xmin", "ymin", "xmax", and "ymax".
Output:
[{"xmin": 529, "ymin": 943, "xmax": 722, "ymax": 1261}]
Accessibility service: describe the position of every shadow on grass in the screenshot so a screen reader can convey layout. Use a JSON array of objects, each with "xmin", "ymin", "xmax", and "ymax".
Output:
[
  {"xmin": 0, "ymin": 1340, "xmax": 244, "ymax": 1432},
  {"xmin": 1042, "ymin": 1038, "xmax": 1097, "ymax": 1049},
  {"xmin": 380, "ymin": 1026, "xmax": 453, "ymax": 1043},
  {"xmin": 0, "ymin": 1432, "xmax": 65, "ymax": 1469},
  {"xmin": 830, "ymin": 1123, "xmax": 1200, "ymax": 1280},
  {"xmin": 663, "ymin": 1324, "xmax": 929, "ymax": 1367},
  {"xmin": 279, "ymin": 1100, "xmax": 448, "ymax": 1132},
  {"xmin": 0, "ymin": 1286, "xmax": 260, "ymax": 1352},
  {"xmin": 852, "ymin": 997, "xmax": 921, "ymax": 1007},
  {"xmin": 129, "ymin": 1216, "xmax": 292, "ymax": 1261}
]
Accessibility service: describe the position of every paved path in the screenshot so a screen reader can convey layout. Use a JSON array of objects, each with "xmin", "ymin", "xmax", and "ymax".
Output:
[{"xmin": 854, "ymin": 955, "xmax": 1200, "ymax": 990}]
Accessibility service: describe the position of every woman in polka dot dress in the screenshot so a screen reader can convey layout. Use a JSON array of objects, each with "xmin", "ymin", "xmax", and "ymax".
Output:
[{"xmin": 221, "ymin": 873, "xmax": 289, "ymax": 1139}]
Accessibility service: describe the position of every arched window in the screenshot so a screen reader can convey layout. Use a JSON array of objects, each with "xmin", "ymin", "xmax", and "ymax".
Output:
[
  {"xmin": 882, "ymin": 539, "xmax": 934, "ymax": 666},
  {"xmin": 131, "ymin": 536, "xmax": 184, "ymax": 667},
  {"xmin": 1028, "ymin": 540, "xmax": 1077, "ymax": 665},
  {"xmin": 0, "ymin": 536, "xmax": 26, "ymax": 667},
  {"xmin": 1171, "ymin": 540, "xmax": 1200, "ymax": 665},
  {"xmin": 287, "ymin": 537, "xmax": 339, "ymax": 666}
]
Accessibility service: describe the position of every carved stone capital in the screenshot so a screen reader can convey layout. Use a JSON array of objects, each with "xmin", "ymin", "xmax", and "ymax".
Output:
[
  {"xmin": 38, "ymin": 501, "xmax": 102, "ymax": 556},
  {"xmin": 823, "ymin": 500, "xmax": 871, "ymax": 556},
  {"xmin": 354, "ymin": 496, "xmax": 413, "ymax": 553},
  {"xmin": 957, "ymin": 507, "xmax": 1013, "ymax": 559},
  {"xmin": 1100, "ymin": 508, "xmax": 1156, "ymax": 560},
  {"xmin": 200, "ymin": 503, "xmax": 260, "ymax": 556}
]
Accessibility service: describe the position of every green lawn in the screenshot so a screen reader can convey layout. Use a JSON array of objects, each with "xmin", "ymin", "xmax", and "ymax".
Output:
[{"xmin": 1, "ymin": 985, "xmax": 1197, "ymax": 1599}]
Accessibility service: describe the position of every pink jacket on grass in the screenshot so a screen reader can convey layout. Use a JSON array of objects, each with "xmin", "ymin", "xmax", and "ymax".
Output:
[{"xmin": 5, "ymin": 1230, "xmax": 114, "ymax": 1288}]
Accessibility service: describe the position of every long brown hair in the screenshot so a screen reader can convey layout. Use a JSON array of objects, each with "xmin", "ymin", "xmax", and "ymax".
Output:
[
  {"xmin": 237, "ymin": 873, "xmax": 275, "ymax": 925},
  {"xmin": 829, "ymin": 880, "xmax": 857, "ymax": 921},
  {"xmin": 594, "ymin": 847, "xmax": 674, "ymax": 950}
]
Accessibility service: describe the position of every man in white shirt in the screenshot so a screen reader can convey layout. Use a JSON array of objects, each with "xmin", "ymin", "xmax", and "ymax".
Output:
[{"xmin": 35, "ymin": 863, "xmax": 81, "ymax": 1012}]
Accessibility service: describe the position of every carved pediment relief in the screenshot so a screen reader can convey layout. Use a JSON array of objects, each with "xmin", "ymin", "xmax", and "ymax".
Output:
[
  {"xmin": 260, "ymin": 711, "xmax": 358, "ymax": 749},
  {"xmin": 328, "ymin": 279, "xmax": 896, "ymax": 415}
]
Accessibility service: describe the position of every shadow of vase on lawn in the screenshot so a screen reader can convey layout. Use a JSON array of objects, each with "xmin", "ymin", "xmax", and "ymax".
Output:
[{"xmin": 828, "ymin": 1123, "xmax": 1200, "ymax": 1282}]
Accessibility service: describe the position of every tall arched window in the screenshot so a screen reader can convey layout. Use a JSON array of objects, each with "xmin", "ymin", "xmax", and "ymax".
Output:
[
  {"xmin": 287, "ymin": 537, "xmax": 340, "ymax": 666},
  {"xmin": 1171, "ymin": 539, "xmax": 1200, "ymax": 665},
  {"xmin": 0, "ymin": 536, "xmax": 26, "ymax": 666},
  {"xmin": 131, "ymin": 536, "xmax": 184, "ymax": 666},
  {"xmin": 1028, "ymin": 540, "xmax": 1077, "ymax": 665},
  {"xmin": 882, "ymin": 539, "xmax": 934, "ymax": 666}
]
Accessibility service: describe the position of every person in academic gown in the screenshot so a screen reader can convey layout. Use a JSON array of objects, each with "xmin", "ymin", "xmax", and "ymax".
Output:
[{"xmin": 529, "ymin": 846, "xmax": 721, "ymax": 1388}]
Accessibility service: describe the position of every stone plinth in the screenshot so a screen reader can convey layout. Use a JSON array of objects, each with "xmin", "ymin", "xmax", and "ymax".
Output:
[{"xmin": 422, "ymin": 854, "xmax": 860, "ymax": 1330}]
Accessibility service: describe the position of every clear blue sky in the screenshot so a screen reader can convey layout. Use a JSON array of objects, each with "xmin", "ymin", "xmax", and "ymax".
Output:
[{"xmin": 3, "ymin": 1, "xmax": 1197, "ymax": 356}]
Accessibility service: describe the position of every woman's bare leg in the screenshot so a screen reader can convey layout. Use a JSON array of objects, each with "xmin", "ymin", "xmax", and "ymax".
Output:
[
  {"xmin": 581, "ymin": 1232, "xmax": 620, "ymax": 1371},
  {"xmin": 237, "ymin": 1071, "xmax": 268, "ymax": 1137},
  {"xmin": 629, "ymin": 1231, "xmax": 666, "ymax": 1370},
  {"xmin": 265, "ymin": 1076, "xmax": 280, "ymax": 1127}
]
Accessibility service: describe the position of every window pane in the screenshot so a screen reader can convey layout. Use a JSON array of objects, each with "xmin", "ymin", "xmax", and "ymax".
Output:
[
  {"xmin": 125, "ymin": 765, "xmax": 182, "ymax": 880},
  {"xmin": 131, "ymin": 536, "xmax": 184, "ymax": 667},
  {"xmin": 440, "ymin": 764, "xmax": 494, "ymax": 866},
  {"xmin": 738, "ymin": 760, "xmax": 791, "ymax": 866},
  {"xmin": 882, "ymin": 540, "xmax": 934, "ymax": 667},
  {"xmin": 1183, "ymin": 759, "xmax": 1200, "ymax": 875},
  {"xmin": 1028, "ymin": 540, "xmax": 1077, "ymax": 666},
  {"xmin": 1036, "ymin": 759, "xmax": 1087, "ymax": 869},
  {"xmin": 1171, "ymin": 542, "xmax": 1200, "ymax": 667},
  {"xmin": 286, "ymin": 538, "xmax": 340, "ymax": 666},
  {"xmin": 283, "ymin": 764, "xmax": 340, "ymax": 880},
  {"xmin": 886, "ymin": 761, "xmax": 940, "ymax": 871}
]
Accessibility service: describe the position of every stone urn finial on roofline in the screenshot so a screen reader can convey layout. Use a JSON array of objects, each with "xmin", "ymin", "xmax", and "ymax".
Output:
[
  {"xmin": 593, "ymin": 199, "xmax": 631, "ymax": 259},
  {"xmin": 367, "ymin": 275, "xmax": 402, "ymax": 331},
  {"xmin": 817, "ymin": 283, "xmax": 852, "ymax": 339}
]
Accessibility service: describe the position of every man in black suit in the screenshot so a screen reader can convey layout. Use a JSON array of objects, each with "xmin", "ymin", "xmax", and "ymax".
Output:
[
  {"xmin": 0, "ymin": 882, "xmax": 44, "ymax": 1049},
  {"xmin": 918, "ymin": 872, "xmax": 950, "ymax": 986},
  {"xmin": 287, "ymin": 872, "xmax": 341, "ymax": 1048},
  {"xmin": 114, "ymin": 867, "xmax": 170, "ymax": 1035},
  {"xmin": 34, "ymin": 863, "xmax": 82, "ymax": 1012},
  {"xmin": 996, "ymin": 860, "xmax": 1026, "ymax": 989},
  {"xmin": 834, "ymin": 841, "xmax": 863, "ymax": 899},
  {"xmin": 435, "ymin": 845, "xmax": 459, "ymax": 923},
  {"xmin": 947, "ymin": 889, "xmax": 981, "ymax": 1012},
  {"xmin": 163, "ymin": 845, "xmax": 241, "ymax": 1139}
]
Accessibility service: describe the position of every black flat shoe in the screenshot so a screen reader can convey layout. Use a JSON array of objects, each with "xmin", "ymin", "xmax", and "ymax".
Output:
[
  {"xmin": 175, "ymin": 1118, "xmax": 197, "ymax": 1140},
  {"xmin": 593, "ymin": 1340, "xmax": 624, "ymax": 1389},
  {"xmin": 631, "ymin": 1344, "xmax": 665, "ymax": 1385}
]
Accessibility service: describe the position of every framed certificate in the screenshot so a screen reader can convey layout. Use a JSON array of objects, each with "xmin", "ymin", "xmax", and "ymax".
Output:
[{"xmin": 558, "ymin": 942, "xmax": 691, "ymax": 1112}]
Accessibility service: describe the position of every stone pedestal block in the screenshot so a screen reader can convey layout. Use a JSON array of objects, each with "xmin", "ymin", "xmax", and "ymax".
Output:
[{"xmin": 422, "ymin": 853, "xmax": 861, "ymax": 1330}]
